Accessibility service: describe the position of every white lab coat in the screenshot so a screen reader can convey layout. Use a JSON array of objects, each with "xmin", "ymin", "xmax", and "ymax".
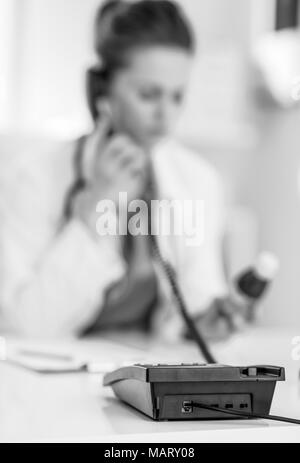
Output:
[{"xmin": 0, "ymin": 137, "xmax": 226, "ymax": 338}]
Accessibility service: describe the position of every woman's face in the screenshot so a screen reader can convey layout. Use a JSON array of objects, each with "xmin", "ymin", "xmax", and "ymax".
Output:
[{"xmin": 104, "ymin": 46, "xmax": 193, "ymax": 150}]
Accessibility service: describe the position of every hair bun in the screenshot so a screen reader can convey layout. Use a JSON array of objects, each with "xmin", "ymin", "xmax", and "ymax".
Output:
[{"xmin": 94, "ymin": 0, "xmax": 128, "ymax": 55}]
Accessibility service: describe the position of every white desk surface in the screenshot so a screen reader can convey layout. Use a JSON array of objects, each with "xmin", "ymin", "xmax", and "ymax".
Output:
[{"xmin": 1, "ymin": 327, "xmax": 300, "ymax": 443}]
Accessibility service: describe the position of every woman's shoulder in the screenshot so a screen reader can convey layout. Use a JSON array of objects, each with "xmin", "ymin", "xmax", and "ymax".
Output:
[{"xmin": 1, "ymin": 135, "xmax": 77, "ymax": 216}]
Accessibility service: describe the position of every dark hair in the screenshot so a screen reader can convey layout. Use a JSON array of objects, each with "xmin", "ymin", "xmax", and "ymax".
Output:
[{"xmin": 87, "ymin": 0, "xmax": 194, "ymax": 120}]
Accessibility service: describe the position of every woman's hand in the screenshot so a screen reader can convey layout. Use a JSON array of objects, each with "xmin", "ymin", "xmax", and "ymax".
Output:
[
  {"xmin": 87, "ymin": 115, "xmax": 150, "ymax": 205},
  {"xmin": 73, "ymin": 114, "xmax": 150, "ymax": 233},
  {"xmin": 192, "ymin": 297, "xmax": 250, "ymax": 343}
]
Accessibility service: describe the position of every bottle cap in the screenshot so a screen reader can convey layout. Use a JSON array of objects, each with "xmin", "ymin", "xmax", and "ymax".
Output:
[{"xmin": 254, "ymin": 252, "xmax": 280, "ymax": 281}]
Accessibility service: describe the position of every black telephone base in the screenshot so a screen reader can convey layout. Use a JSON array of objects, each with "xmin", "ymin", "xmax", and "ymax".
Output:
[{"xmin": 103, "ymin": 363, "xmax": 285, "ymax": 421}]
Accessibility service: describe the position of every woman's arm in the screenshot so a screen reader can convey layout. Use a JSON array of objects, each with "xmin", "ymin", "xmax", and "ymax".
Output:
[{"xmin": 0, "ymin": 158, "xmax": 126, "ymax": 338}]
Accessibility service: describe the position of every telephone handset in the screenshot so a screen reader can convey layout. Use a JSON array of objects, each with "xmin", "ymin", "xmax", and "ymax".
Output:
[{"xmin": 86, "ymin": 66, "xmax": 110, "ymax": 122}]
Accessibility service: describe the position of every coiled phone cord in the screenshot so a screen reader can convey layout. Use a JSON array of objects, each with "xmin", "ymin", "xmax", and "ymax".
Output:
[
  {"xmin": 63, "ymin": 136, "xmax": 216, "ymax": 365},
  {"xmin": 149, "ymin": 233, "xmax": 217, "ymax": 364}
]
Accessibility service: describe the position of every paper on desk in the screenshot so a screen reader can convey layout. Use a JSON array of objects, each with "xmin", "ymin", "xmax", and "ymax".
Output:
[
  {"xmin": 4, "ymin": 347, "xmax": 145, "ymax": 374},
  {"xmin": 5, "ymin": 350, "xmax": 86, "ymax": 373}
]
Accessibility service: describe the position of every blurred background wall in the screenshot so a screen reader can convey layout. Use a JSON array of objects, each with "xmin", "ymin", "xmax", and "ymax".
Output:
[{"xmin": 1, "ymin": 0, "xmax": 300, "ymax": 329}]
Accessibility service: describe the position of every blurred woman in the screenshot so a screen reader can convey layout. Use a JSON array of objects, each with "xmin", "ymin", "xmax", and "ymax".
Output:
[{"xmin": 0, "ymin": 0, "xmax": 231, "ymax": 339}]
